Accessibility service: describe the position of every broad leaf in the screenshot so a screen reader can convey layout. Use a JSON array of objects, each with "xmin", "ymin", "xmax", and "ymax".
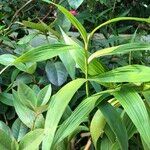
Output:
[
  {"xmin": 18, "ymin": 82, "xmax": 37, "ymax": 108},
  {"xmin": 45, "ymin": 61, "xmax": 68, "ymax": 86},
  {"xmin": 12, "ymin": 119, "xmax": 28, "ymax": 142},
  {"xmin": 0, "ymin": 129, "xmax": 12, "ymax": 150}
]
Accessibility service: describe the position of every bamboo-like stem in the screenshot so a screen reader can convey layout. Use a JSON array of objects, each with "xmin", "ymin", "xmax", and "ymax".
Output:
[{"xmin": 84, "ymin": 42, "xmax": 89, "ymax": 97}]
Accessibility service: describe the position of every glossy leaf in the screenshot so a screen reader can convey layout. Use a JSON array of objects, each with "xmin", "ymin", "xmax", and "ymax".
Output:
[
  {"xmin": 43, "ymin": 79, "xmax": 85, "ymax": 150},
  {"xmin": 45, "ymin": 61, "xmax": 68, "ymax": 86},
  {"xmin": 114, "ymin": 88, "xmax": 150, "ymax": 148}
]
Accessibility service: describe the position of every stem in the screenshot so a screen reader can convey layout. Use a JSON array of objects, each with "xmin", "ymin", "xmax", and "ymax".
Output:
[
  {"xmin": 84, "ymin": 138, "xmax": 91, "ymax": 150},
  {"xmin": 0, "ymin": 65, "xmax": 10, "ymax": 75},
  {"xmin": 84, "ymin": 43, "xmax": 89, "ymax": 97}
]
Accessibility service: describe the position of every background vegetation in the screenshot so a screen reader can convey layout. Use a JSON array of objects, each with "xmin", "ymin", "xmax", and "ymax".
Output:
[{"xmin": 0, "ymin": 0, "xmax": 150, "ymax": 149}]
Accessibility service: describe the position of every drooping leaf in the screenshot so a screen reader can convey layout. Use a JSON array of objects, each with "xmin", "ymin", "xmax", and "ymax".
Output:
[
  {"xmin": 43, "ymin": 79, "xmax": 85, "ymax": 150},
  {"xmin": 19, "ymin": 129, "xmax": 44, "ymax": 150},
  {"xmin": 14, "ymin": 44, "xmax": 79, "ymax": 63},
  {"xmin": 98, "ymin": 102, "xmax": 128, "ymax": 150},
  {"xmin": 90, "ymin": 17, "xmax": 150, "ymax": 39},
  {"xmin": 45, "ymin": 61, "xmax": 68, "ymax": 86},
  {"xmin": 88, "ymin": 43, "xmax": 150, "ymax": 63},
  {"xmin": 91, "ymin": 65, "xmax": 150, "ymax": 83},
  {"xmin": 114, "ymin": 88, "xmax": 150, "ymax": 148}
]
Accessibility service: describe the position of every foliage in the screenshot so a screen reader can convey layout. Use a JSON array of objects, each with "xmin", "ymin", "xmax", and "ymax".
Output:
[{"xmin": 0, "ymin": 0, "xmax": 150, "ymax": 150}]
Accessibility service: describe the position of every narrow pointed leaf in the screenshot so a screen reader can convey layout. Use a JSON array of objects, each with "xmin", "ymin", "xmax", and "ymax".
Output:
[
  {"xmin": 53, "ymin": 94, "xmax": 107, "ymax": 146},
  {"xmin": 14, "ymin": 44, "xmax": 78, "ymax": 63},
  {"xmin": 98, "ymin": 102, "xmax": 128, "ymax": 150},
  {"xmin": 91, "ymin": 65, "xmax": 150, "ymax": 83},
  {"xmin": 114, "ymin": 88, "xmax": 150, "ymax": 148},
  {"xmin": 90, "ymin": 110, "xmax": 106, "ymax": 148},
  {"xmin": 90, "ymin": 17, "xmax": 150, "ymax": 38},
  {"xmin": 43, "ymin": 79, "xmax": 85, "ymax": 150}
]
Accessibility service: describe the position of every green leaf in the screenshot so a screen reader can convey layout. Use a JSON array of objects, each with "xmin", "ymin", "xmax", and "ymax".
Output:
[
  {"xmin": 37, "ymin": 84, "xmax": 52, "ymax": 106},
  {"xmin": 43, "ymin": 79, "xmax": 85, "ymax": 150},
  {"xmin": 59, "ymin": 51, "xmax": 76, "ymax": 79},
  {"xmin": 53, "ymin": 94, "xmax": 106, "ymax": 147},
  {"xmin": 0, "ymin": 121, "xmax": 12, "ymax": 138},
  {"xmin": 114, "ymin": 88, "xmax": 150, "ymax": 148},
  {"xmin": 14, "ymin": 44, "xmax": 78, "ymax": 63},
  {"xmin": 13, "ymin": 90, "xmax": 44, "ymax": 128},
  {"xmin": 0, "ymin": 92, "xmax": 14, "ymax": 106},
  {"xmin": 88, "ymin": 43, "xmax": 150, "ymax": 63},
  {"xmin": 61, "ymin": 28, "xmax": 106, "ymax": 76},
  {"xmin": 0, "ymin": 54, "xmax": 16, "ymax": 66},
  {"xmin": 43, "ymin": 0, "xmax": 87, "ymax": 44},
  {"xmin": 11, "ymin": 119, "xmax": 28, "ymax": 142},
  {"xmin": 45, "ymin": 61, "xmax": 68, "ymax": 86},
  {"xmin": 90, "ymin": 110, "xmax": 106, "ymax": 148},
  {"xmin": 90, "ymin": 17, "xmax": 150, "ymax": 39},
  {"xmin": 91, "ymin": 65, "xmax": 150, "ymax": 83},
  {"xmin": 0, "ymin": 129, "xmax": 12, "ymax": 150},
  {"xmin": 19, "ymin": 129, "xmax": 44, "ymax": 150},
  {"xmin": 99, "ymin": 135, "xmax": 112, "ymax": 150},
  {"xmin": 98, "ymin": 102, "xmax": 128, "ymax": 150},
  {"xmin": 68, "ymin": 0, "xmax": 84, "ymax": 9},
  {"xmin": 122, "ymin": 112, "xmax": 137, "ymax": 139},
  {"xmin": 18, "ymin": 82, "xmax": 37, "ymax": 108},
  {"xmin": 17, "ymin": 33, "xmax": 38, "ymax": 45}
]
